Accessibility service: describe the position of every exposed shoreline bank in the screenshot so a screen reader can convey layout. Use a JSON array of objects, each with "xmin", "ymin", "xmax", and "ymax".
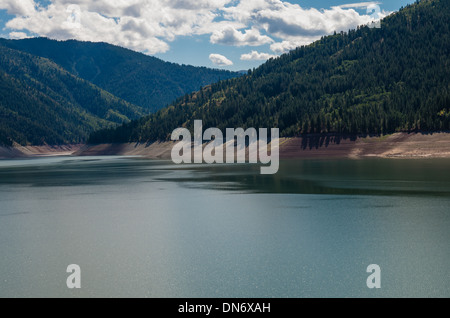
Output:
[
  {"xmin": 0, "ymin": 144, "xmax": 84, "ymax": 159},
  {"xmin": 1, "ymin": 133, "xmax": 450, "ymax": 160}
]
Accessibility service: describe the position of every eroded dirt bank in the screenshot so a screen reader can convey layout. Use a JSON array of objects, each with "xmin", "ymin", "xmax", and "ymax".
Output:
[
  {"xmin": 0, "ymin": 144, "xmax": 84, "ymax": 159},
  {"xmin": 2, "ymin": 133, "xmax": 450, "ymax": 160}
]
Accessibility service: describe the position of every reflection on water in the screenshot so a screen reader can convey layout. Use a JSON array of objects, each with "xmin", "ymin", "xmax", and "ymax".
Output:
[
  {"xmin": 0, "ymin": 157, "xmax": 449, "ymax": 297},
  {"xmin": 158, "ymin": 159, "xmax": 450, "ymax": 197}
]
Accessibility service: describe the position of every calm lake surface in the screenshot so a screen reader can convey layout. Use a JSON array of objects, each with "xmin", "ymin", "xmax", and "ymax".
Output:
[{"xmin": 0, "ymin": 156, "xmax": 449, "ymax": 298}]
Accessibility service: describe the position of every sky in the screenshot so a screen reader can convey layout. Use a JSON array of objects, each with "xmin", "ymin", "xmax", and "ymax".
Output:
[{"xmin": 0, "ymin": 0, "xmax": 415, "ymax": 71}]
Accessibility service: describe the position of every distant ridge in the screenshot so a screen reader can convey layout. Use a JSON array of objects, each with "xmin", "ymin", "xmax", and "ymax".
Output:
[
  {"xmin": 0, "ymin": 38, "xmax": 241, "ymax": 112},
  {"xmin": 0, "ymin": 45, "xmax": 144, "ymax": 146}
]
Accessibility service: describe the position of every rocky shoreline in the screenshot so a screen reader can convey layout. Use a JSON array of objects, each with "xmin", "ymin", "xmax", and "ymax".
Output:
[{"xmin": 2, "ymin": 133, "xmax": 450, "ymax": 160}]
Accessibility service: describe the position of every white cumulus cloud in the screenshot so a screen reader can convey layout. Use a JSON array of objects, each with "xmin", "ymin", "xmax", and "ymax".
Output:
[
  {"xmin": 223, "ymin": 0, "xmax": 390, "ymax": 53},
  {"xmin": 0, "ymin": 0, "xmax": 37, "ymax": 16},
  {"xmin": 270, "ymin": 39, "xmax": 315, "ymax": 54},
  {"xmin": 337, "ymin": 2, "xmax": 382, "ymax": 9},
  {"xmin": 8, "ymin": 32, "xmax": 32, "ymax": 39},
  {"xmin": 241, "ymin": 50, "xmax": 277, "ymax": 61},
  {"xmin": 210, "ymin": 26, "xmax": 273, "ymax": 46},
  {"xmin": 209, "ymin": 53, "xmax": 233, "ymax": 66},
  {"xmin": 0, "ymin": 0, "xmax": 391, "ymax": 56}
]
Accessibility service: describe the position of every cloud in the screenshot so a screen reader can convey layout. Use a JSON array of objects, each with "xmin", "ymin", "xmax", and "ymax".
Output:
[
  {"xmin": 0, "ymin": 0, "xmax": 234, "ymax": 54},
  {"xmin": 337, "ymin": 2, "xmax": 382, "ymax": 9},
  {"xmin": 0, "ymin": 0, "xmax": 36, "ymax": 16},
  {"xmin": 337, "ymin": 2, "xmax": 388, "ymax": 20},
  {"xmin": 165, "ymin": 0, "xmax": 231, "ymax": 11},
  {"xmin": 270, "ymin": 40, "xmax": 302, "ymax": 54},
  {"xmin": 223, "ymin": 0, "xmax": 390, "ymax": 53},
  {"xmin": 255, "ymin": 3, "xmax": 373, "ymax": 38},
  {"xmin": 2, "ymin": 1, "xmax": 167, "ymax": 54},
  {"xmin": 0, "ymin": 0, "xmax": 391, "ymax": 56},
  {"xmin": 209, "ymin": 53, "xmax": 233, "ymax": 66},
  {"xmin": 8, "ymin": 32, "xmax": 31, "ymax": 39},
  {"xmin": 210, "ymin": 26, "xmax": 273, "ymax": 46},
  {"xmin": 240, "ymin": 50, "xmax": 277, "ymax": 61}
]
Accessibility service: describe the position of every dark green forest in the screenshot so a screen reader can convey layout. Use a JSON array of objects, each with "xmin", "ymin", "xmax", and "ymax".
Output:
[
  {"xmin": 0, "ymin": 38, "xmax": 240, "ymax": 112},
  {"xmin": 0, "ymin": 45, "xmax": 144, "ymax": 146},
  {"xmin": 89, "ymin": 0, "xmax": 450, "ymax": 144}
]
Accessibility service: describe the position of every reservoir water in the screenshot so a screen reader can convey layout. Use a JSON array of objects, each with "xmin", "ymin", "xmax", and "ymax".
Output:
[{"xmin": 0, "ymin": 157, "xmax": 449, "ymax": 297}]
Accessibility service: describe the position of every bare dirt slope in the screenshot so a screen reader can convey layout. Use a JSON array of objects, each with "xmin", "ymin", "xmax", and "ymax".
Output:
[
  {"xmin": 0, "ymin": 144, "xmax": 83, "ymax": 159},
  {"xmin": 280, "ymin": 132, "xmax": 450, "ymax": 159},
  {"xmin": 74, "ymin": 142, "xmax": 174, "ymax": 159},
  {"xmin": 2, "ymin": 133, "xmax": 450, "ymax": 160}
]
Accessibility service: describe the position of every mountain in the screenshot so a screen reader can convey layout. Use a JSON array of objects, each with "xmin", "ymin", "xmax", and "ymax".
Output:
[
  {"xmin": 89, "ymin": 0, "xmax": 450, "ymax": 144},
  {"xmin": 0, "ymin": 45, "xmax": 144, "ymax": 146},
  {"xmin": 0, "ymin": 38, "xmax": 241, "ymax": 112}
]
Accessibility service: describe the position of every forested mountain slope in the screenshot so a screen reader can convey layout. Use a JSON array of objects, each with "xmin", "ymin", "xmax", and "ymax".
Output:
[
  {"xmin": 89, "ymin": 0, "xmax": 450, "ymax": 144},
  {"xmin": 0, "ymin": 38, "xmax": 240, "ymax": 112},
  {"xmin": 0, "ymin": 45, "xmax": 144, "ymax": 146}
]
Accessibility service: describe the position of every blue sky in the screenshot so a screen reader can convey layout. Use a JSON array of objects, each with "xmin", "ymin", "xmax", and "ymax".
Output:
[{"xmin": 0, "ymin": 0, "xmax": 414, "ymax": 71}]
